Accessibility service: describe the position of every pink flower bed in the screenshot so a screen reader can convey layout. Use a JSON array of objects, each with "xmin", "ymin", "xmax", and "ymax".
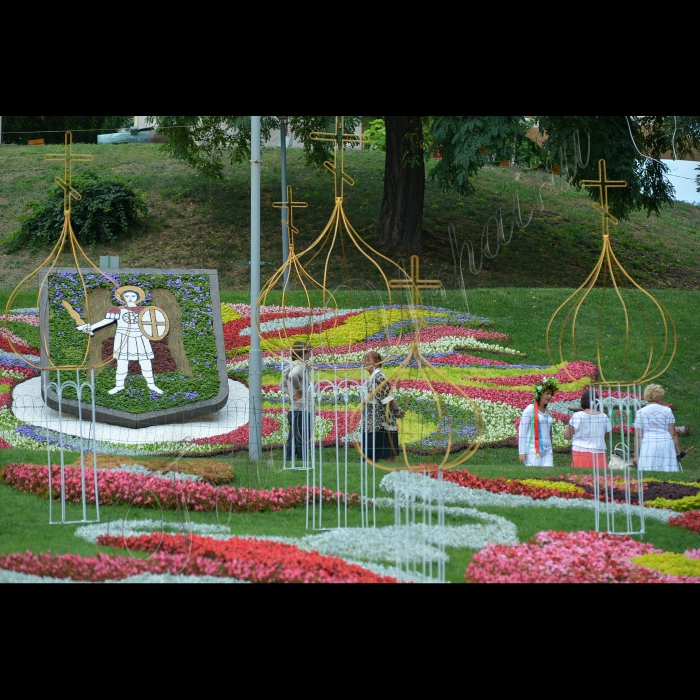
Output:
[
  {"xmin": 0, "ymin": 463, "xmax": 360, "ymax": 513},
  {"xmin": 0, "ymin": 437, "xmax": 11, "ymax": 449},
  {"xmin": 0, "ymin": 535, "xmax": 397, "ymax": 583},
  {"xmin": 684, "ymin": 549, "xmax": 700, "ymax": 560},
  {"xmin": 465, "ymin": 530, "xmax": 700, "ymax": 583}
]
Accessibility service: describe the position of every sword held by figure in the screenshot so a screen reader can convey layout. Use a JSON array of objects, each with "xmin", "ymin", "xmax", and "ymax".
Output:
[{"xmin": 62, "ymin": 300, "xmax": 93, "ymax": 335}]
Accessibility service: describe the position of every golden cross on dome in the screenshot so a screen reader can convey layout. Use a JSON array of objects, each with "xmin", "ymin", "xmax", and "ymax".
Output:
[
  {"xmin": 310, "ymin": 116, "xmax": 364, "ymax": 200},
  {"xmin": 389, "ymin": 256, "xmax": 442, "ymax": 307},
  {"xmin": 44, "ymin": 132, "xmax": 94, "ymax": 214},
  {"xmin": 273, "ymin": 185, "xmax": 308, "ymax": 248},
  {"xmin": 580, "ymin": 158, "xmax": 627, "ymax": 234}
]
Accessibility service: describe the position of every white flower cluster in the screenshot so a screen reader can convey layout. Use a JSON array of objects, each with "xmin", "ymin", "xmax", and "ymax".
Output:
[
  {"xmin": 75, "ymin": 519, "xmax": 232, "ymax": 545},
  {"xmin": 378, "ymin": 471, "xmax": 679, "ymax": 524}
]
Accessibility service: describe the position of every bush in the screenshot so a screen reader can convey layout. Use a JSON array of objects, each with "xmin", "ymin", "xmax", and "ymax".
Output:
[{"xmin": 4, "ymin": 170, "xmax": 147, "ymax": 252}]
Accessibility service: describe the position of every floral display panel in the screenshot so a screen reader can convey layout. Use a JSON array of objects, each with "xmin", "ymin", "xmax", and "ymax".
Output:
[{"xmin": 39, "ymin": 268, "xmax": 228, "ymax": 428}]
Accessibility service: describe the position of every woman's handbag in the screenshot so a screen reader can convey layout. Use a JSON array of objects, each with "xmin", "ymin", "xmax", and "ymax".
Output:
[{"xmin": 609, "ymin": 443, "xmax": 633, "ymax": 470}]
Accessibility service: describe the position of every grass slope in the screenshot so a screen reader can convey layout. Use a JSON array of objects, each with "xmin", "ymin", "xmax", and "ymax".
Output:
[{"xmin": 1, "ymin": 143, "xmax": 699, "ymax": 291}]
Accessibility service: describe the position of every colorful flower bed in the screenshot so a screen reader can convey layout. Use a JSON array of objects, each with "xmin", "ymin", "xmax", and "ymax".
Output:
[
  {"xmin": 5, "ymin": 301, "xmax": 686, "ymax": 456},
  {"xmin": 0, "ymin": 535, "xmax": 397, "ymax": 583},
  {"xmin": 464, "ymin": 530, "xmax": 700, "ymax": 583},
  {"xmin": 432, "ymin": 469, "xmax": 588, "ymax": 500},
  {"xmin": 0, "ymin": 463, "xmax": 360, "ymax": 513}
]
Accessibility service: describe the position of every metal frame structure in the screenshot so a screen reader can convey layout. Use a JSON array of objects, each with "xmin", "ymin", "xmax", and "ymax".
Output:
[
  {"xmin": 44, "ymin": 369, "xmax": 100, "ymax": 525},
  {"xmin": 592, "ymin": 383, "xmax": 645, "ymax": 536}
]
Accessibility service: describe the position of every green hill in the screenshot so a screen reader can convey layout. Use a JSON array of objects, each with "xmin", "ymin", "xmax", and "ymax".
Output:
[{"xmin": 1, "ymin": 143, "xmax": 699, "ymax": 292}]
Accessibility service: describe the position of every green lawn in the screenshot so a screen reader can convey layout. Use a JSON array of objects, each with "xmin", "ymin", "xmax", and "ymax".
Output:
[{"xmin": 2, "ymin": 139, "xmax": 700, "ymax": 582}]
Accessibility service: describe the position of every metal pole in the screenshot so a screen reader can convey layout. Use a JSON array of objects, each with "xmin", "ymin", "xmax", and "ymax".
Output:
[
  {"xmin": 249, "ymin": 116, "xmax": 263, "ymax": 460},
  {"xmin": 279, "ymin": 116, "xmax": 291, "ymax": 291}
]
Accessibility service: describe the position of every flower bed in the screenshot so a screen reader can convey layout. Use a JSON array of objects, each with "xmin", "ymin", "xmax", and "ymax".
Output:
[
  {"xmin": 0, "ymin": 535, "xmax": 397, "ymax": 583},
  {"xmin": 0, "ymin": 302, "xmax": 617, "ymax": 455},
  {"xmin": 669, "ymin": 511, "xmax": 700, "ymax": 534},
  {"xmin": 431, "ymin": 469, "xmax": 588, "ymax": 500},
  {"xmin": 0, "ymin": 463, "xmax": 360, "ymax": 513},
  {"xmin": 465, "ymin": 530, "xmax": 700, "ymax": 583}
]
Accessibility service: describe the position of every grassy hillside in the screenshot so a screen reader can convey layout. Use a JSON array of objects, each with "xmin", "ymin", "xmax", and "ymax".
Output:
[{"xmin": 1, "ymin": 143, "xmax": 700, "ymax": 292}]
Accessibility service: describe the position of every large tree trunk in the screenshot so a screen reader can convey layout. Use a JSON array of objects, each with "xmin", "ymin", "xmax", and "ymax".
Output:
[{"xmin": 378, "ymin": 116, "xmax": 425, "ymax": 254}]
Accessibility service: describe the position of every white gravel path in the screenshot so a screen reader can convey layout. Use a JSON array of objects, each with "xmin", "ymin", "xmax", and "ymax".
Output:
[{"xmin": 11, "ymin": 377, "xmax": 250, "ymax": 444}]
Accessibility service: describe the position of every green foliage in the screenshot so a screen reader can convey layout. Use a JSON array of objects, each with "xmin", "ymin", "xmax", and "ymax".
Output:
[
  {"xmin": 2, "ymin": 116, "xmax": 132, "ymax": 145},
  {"xmin": 364, "ymin": 119, "xmax": 387, "ymax": 151},
  {"xmin": 428, "ymin": 116, "xmax": 527, "ymax": 194},
  {"xmin": 149, "ymin": 116, "xmax": 362, "ymax": 179},
  {"xmin": 4, "ymin": 171, "xmax": 147, "ymax": 252},
  {"xmin": 536, "ymin": 116, "xmax": 700, "ymax": 220}
]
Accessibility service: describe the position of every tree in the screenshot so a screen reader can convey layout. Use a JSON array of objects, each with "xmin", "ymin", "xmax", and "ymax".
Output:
[
  {"xmin": 149, "ymin": 115, "xmax": 700, "ymax": 255},
  {"xmin": 2, "ymin": 116, "xmax": 132, "ymax": 144}
]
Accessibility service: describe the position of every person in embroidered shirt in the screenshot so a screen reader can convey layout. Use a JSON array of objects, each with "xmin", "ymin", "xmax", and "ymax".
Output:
[
  {"xmin": 358, "ymin": 351, "xmax": 405, "ymax": 463},
  {"xmin": 518, "ymin": 376, "xmax": 558, "ymax": 467},
  {"xmin": 76, "ymin": 285, "xmax": 165, "ymax": 396}
]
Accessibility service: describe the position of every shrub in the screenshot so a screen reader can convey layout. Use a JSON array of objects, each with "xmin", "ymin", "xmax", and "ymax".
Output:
[{"xmin": 4, "ymin": 170, "xmax": 147, "ymax": 252}]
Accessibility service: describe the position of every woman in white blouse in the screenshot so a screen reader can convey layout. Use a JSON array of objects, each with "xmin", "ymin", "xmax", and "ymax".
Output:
[
  {"xmin": 634, "ymin": 384, "xmax": 681, "ymax": 472},
  {"xmin": 519, "ymin": 377, "xmax": 558, "ymax": 467},
  {"xmin": 563, "ymin": 389, "xmax": 611, "ymax": 469}
]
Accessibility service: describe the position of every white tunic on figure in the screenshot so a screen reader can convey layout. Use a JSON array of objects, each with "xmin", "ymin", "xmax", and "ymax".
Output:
[
  {"xmin": 519, "ymin": 403, "xmax": 554, "ymax": 467},
  {"xmin": 107, "ymin": 307, "xmax": 155, "ymax": 361},
  {"xmin": 635, "ymin": 403, "xmax": 679, "ymax": 472}
]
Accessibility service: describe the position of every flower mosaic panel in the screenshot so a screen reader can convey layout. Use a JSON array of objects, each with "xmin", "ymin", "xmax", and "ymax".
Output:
[{"xmin": 0, "ymin": 301, "xmax": 617, "ymax": 456}]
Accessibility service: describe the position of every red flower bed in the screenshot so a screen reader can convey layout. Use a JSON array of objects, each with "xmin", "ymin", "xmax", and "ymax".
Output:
[
  {"xmin": 669, "ymin": 511, "xmax": 700, "ymax": 535},
  {"xmin": 0, "ymin": 437, "xmax": 11, "ymax": 449},
  {"xmin": 0, "ymin": 536, "xmax": 398, "ymax": 583},
  {"xmin": 0, "ymin": 463, "xmax": 360, "ymax": 513},
  {"xmin": 431, "ymin": 468, "xmax": 589, "ymax": 500},
  {"xmin": 97, "ymin": 533, "xmax": 398, "ymax": 583},
  {"xmin": 0, "ymin": 330, "xmax": 39, "ymax": 356},
  {"xmin": 188, "ymin": 416, "xmax": 280, "ymax": 446},
  {"xmin": 465, "ymin": 530, "xmax": 699, "ymax": 583}
]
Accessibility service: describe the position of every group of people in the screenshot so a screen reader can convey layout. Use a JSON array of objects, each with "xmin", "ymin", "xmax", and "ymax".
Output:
[
  {"xmin": 518, "ymin": 378, "xmax": 683, "ymax": 472},
  {"xmin": 281, "ymin": 343, "xmax": 403, "ymax": 465},
  {"xmin": 281, "ymin": 342, "xmax": 684, "ymax": 472}
]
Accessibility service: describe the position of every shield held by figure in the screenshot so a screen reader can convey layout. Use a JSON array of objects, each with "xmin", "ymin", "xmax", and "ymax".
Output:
[{"xmin": 139, "ymin": 307, "xmax": 169, "ymax": 341}]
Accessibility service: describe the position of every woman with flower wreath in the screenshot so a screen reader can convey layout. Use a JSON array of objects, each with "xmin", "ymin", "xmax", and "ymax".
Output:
[{"xmin": 518, "ymin": 377, "xmax": 558, "ymax": 467}]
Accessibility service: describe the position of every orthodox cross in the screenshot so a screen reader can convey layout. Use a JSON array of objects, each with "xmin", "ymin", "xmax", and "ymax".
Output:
[
  {"xmin": 309, "ymin": 116, "xmax": 364, "ymax": 200},
  {"xmin": 273, "ymin": 185, "xmax": 308, "ymax": 252},
  {"xmin": 44, "ymin": 132, "xmax": 94, "ymax": 215},
  {"xmin": 580, "ymin": 158, "xmax": 627, "ymax": 236},
  {"xmin": 389, "ymin": 255, "xmax": 442, "ymax": 308}
]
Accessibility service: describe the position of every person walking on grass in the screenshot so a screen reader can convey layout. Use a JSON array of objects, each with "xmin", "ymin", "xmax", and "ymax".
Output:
[
  {"xmin": 519, "ymin": 376, "xmax": 558, "ymax": 467},
  {"xmin": 564, "ymin": 388, "xmax": 612, "ymax": 469}
]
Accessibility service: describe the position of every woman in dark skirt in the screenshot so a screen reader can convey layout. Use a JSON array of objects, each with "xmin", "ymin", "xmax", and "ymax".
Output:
[{"xmin": 359, "ymin": 351, "xmax": 404, "ymax": 463}]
